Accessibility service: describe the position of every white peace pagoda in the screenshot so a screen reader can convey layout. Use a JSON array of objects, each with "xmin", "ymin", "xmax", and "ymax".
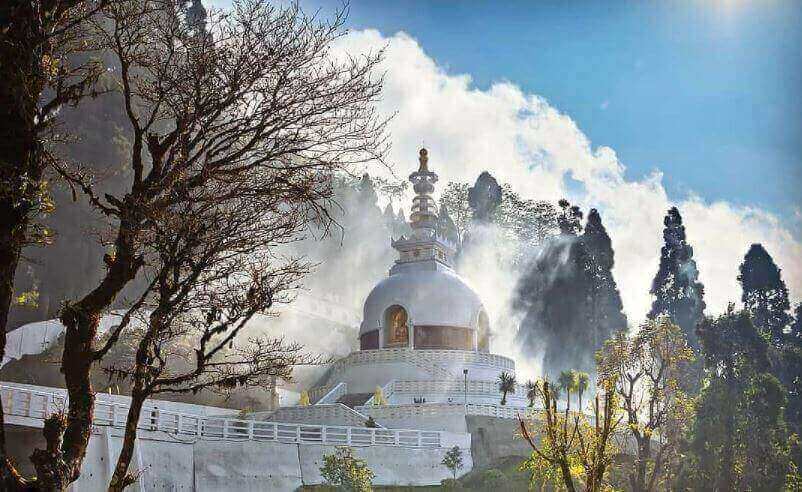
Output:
[{"xmin": 269, "ymin": 149, "xmax": 529, "ymax": 433}]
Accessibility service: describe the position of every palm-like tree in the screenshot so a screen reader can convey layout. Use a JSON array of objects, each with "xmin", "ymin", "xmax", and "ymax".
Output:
[
  {"xmin": 498, "ymin": 371, "xmax": 516, "ymax": 406},
  {"xmin": 576, "ymin": 372, "xmax": 590, "ymax": 412},
  {"xmin": 558, "ymin": 370, "xmax": 578, "ymax": 411},
  {"xmin": 524, "ymin": 380, "xmax": 540, "ymax": 407}
]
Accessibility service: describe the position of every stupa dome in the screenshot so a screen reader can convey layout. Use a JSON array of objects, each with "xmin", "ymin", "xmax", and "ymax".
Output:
[
  {"xmin": 360, "ymin": 266, "xmax": 485, "ymax": 335},
  {"xmin": 357, "ymin": 149, "xmax": 491, "ymax": 352}
]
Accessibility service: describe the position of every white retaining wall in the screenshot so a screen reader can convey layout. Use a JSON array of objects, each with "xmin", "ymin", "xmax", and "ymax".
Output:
[{"xmin": 7, "ymin": 424, "xmax": 472, "ymax": 491}]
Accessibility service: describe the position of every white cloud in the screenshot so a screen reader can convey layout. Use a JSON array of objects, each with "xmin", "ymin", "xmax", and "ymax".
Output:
[{"xmin": 332, "ymin": 29, "xmax": 802, "ymax": 329}]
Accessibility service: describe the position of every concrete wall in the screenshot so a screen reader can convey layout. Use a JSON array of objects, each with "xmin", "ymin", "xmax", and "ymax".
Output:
[
  {"xmin": 466, "ymin": 415, "xmax": 533, "ymax": 468},
  {"xmin": 358, "ymin": 407, "xmax": 470, "ymax": 433},
  {"xmin": 6, "ymin": 424, "xmax": 472, "ymax": 491},
  {"xmin": 194, "ymin": 440, "xmax": 303, "ymax": 492}
]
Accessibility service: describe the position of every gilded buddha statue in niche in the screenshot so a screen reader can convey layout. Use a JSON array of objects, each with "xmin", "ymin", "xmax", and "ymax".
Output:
[{"xmin": 387, "ymin": 306, "xmax": 409, "ymax": 345}]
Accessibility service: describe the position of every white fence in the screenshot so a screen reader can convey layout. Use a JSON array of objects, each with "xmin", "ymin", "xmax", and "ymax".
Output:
[
  {"xmin": 332, "ymin": 349, "xmax": 515, "ymax": 378},
  {"xmin": 390, "ymin": 379, "xmax": 529, "ymax": 398},
  {"xmin": 0, "ymin": 384, "xmax": 441, "ymax": 448},
  {"xmin": 356, "ymin": 402, "xmax": 540, "ymax": 421}
]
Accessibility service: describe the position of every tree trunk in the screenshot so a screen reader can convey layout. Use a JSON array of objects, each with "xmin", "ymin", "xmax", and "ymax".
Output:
[
  {"xmin": 108, "ymin": 389, "xmax": 146, "ymax": 492},
  {"xmin": 631, "ymin": 436, "xmax": 651, "ymax": 492},
  {"xmin": 0, "ymin": 1, "xmax": 48, "ymax": 487},
  {"xmin": 0, "ymin": 234, "xmax": 25, "ymax": 489},
  {"xmin": 32, "ymin": 230, "xmax": 143, "ymax": 490},
  {"xmin": 108, "ymin": 319, "xmax": 159, "ymax": 492},
  {"xmin": 558, "ymin": 459, "xmax": 577, "ymax": 492}
]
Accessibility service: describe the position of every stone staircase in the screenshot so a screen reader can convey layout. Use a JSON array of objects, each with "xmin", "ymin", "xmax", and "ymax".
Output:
[{"xmin": 336, "ymin": 393, "xmax": 373, "ymax": 409}]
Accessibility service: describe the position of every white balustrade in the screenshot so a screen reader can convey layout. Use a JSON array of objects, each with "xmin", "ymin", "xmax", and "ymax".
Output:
[
  {"xmin": 0, "ymin": 384, "xmax": 441, "ymax": 448},
  {"xmin": 331, "ymin": 349, "xmax": 515, "ymax": 377},
  {"xmin": 356, "ymin": 402, "xmax": 539, "ymax": 421}
]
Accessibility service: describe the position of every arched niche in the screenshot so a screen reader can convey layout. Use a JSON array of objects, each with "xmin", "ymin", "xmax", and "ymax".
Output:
[
  {"xmin": 477, "ymin": 310, "xmax": 490, "ymax": 352},
  {"xmin": 383, "ymin": 305, "xmax": 409, "ymax": 348}
]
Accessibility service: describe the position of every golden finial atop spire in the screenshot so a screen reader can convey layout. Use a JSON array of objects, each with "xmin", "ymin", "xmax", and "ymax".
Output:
[{"xmin": 418, "ymin": 148, "xmax": 429, "ymax": 173}]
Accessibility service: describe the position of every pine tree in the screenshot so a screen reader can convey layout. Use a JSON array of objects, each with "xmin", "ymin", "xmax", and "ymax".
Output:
[
  {"xmin": 583, "ymin": 209, "xmax": 627, "ymax": 348},
  {"xmin": 738, "ymin": 243, "xmax": 792, "ymax": 347},
  {"xmin": 357, "ymin": 172, "xmax": 379, "ymax": 207},
  {"xmin": 515, "ymin": 202, "xmax": 619, "ymax": 379},
  {"xmin": 468, "ymin": 172, "xmax": 502, "ymax": 224},
  {"xmin": 557, "ymin": 199, "xmax": 583, "ymax": 236},
  {"xmin": 438, "ymin": 204, "xmax": 460, "ymax": 246},
  {"xmin": 648, "ymin": 207, "xmax": 706, "ymax": 349}
]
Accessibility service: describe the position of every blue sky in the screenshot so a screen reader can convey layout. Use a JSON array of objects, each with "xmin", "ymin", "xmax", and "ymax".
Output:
[
  {"xmin": 286, "ymin": 0, "xmax": 800, "ymax": 222},
  {"xmin": 208, "ymin": 0, "xmax": 802, "ymax": 316}
]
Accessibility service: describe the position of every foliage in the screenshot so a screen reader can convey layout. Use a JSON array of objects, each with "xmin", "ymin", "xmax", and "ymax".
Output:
[
  {"xmin": 597, "ymin": 317, "xmax": 695, "ymax": 491},
  {"xmin": 468, "ymin": 172, "xmax": 503, "ymax": 224},
  {"xmin": 575, "ymin": 372, "xmax": 590, "ymax": 412},
  {"xmin": 791, "ymin": 303, "xmax": 802, "ymax": 345},
  {"xmin": 516, "ymin": 204, "xmax": 626, "ymax": 379},
  {"xmin": 439, "ymin": 477, "xmax": 462, "ymax": 489},
  {"xmin": 438, "ymin": 177, "xmax": 557, "ymax": 258},
  {"xmin": 493, "ymin": 184, "xmax": 558, "ymax": 258},
  {"xmin": 682, "ymin": 308, "xmax": 793, "ymax": 490},
  {"xmin": 647, "ymin": 207, "xmax": 706, "ymax": 350},
  {"xmin": 320, "ymin": 447, "xmax": 374, "ymax": 492},
  {"xmin": 558, "ymin": 370, "xmax": 579, "ymax": 409},
  {"xmin": 583, "ymin": 209, "xmax": 628, "ymax": 354},
  {"xmin": 439, "ymin": 182, "xmax": 472, "ymax": 244},
  {"xmin": 557, "ymin": 199, "xmax": 583, "ymax": 235},
  {"xmin": 519, "ymin": 377, "xmax": 622, "ymax": 492},
  {"xmin": 4, "ymin": 0, "xmax": 392, "ymax": 488},
  {"xmin": 525, "ymin": 380, "xmax": 540, "ymax": 408},
  {"xmin": 0, "ymin": 0, "xmax": 112, "ymax": 486},
  {"xmin": 12, "ymin": 290, "xmax": 39, "ymax": 308},
  {"xmin": 478, "ymin": 468, "xmax": 511, "ymax": 489},
  {"xmin": 738, "ymin": 243, "xmax": 792, "ymax": 347},
  {"xmin": 498, "ymin": 371, "xmax": 516, "ymax": 406},
  {"xmin": 441, "ymin": 446, "xmax": 464, "ymax": 479}
]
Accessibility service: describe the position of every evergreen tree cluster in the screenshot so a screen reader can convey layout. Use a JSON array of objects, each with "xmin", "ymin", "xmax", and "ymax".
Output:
[
  {"xmin": 514, "ymin": 200, "xmax": 627, "ymax": 379},
  {"xmin": 439, "ymin": 172, "xmax": 558, "ymax": 263},
  {"xmin": 294, "ymin": 173, "xmax": 410, "ymax": 308}
]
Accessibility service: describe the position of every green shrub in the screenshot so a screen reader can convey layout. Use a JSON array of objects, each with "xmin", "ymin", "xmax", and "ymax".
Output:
[
  {"xmin": 440, "ymin": 477, "xmax": 462, "ymax": 489},
  {"xmin": 441, "ymin": 445, "xmax": 464, "ymax": 479},
  {"xmin": 480, "ymin": 469, "xmax": 511, "ymax": 489},
  {"xmin": 320, "ymin": 446, "xmax": 374, "ymax": 492}
]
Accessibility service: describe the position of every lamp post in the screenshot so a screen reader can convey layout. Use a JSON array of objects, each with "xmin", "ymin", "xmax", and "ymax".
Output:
[{"xmin": 463, "ymin": 369, "xmax": 468, "ymax": 413}]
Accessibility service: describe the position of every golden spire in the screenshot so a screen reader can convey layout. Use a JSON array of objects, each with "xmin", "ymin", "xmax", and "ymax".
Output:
[{"xmin": 418, "ymin": 148, "xmax": 429, "ymax": 173}]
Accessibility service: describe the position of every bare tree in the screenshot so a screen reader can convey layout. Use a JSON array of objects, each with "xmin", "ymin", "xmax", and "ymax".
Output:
[
  {"xmin": 13, "ymin": 0, "xmax": 390, "ymax": 488},
  {"xmin": 0, "ymin": 1, "xmax": 111, "ymax": 487},
  {"xmin": 596, "ymin": 317, "xmax": 695, "ymax": 492},
  {"xmin": 98, "ymin": 187, "xmax": 322, "ymax": 491}
]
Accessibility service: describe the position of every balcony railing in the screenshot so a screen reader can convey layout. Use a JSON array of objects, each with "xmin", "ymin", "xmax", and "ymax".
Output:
[{"xmin": 0, "ymin": 383, "xmax": 441, "ymax": 448}]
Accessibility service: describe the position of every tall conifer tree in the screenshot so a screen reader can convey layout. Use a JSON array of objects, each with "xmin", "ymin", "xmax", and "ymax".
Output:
[
  {"xmin": 738, "ymin": 243, "xmax": 792, "ymax": 347},
  {"xmin": 515, "ymin": 203, "xmax": 624, "ymax": 378},
  {"xmin": 648, "ymin": 207, "xmax": 706, "ymax": 349},
  {"xmin": 583, "ymin": 209, "xmax": 627, "ymax": 347}
]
